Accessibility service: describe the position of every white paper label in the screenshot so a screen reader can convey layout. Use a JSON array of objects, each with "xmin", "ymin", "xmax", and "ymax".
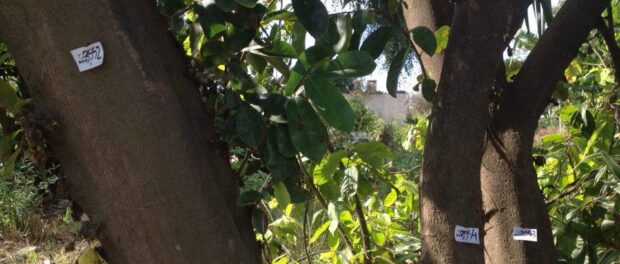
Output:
[
  {"xmin": 70, "ymin": 42, "xmax": 104, "ymax": 72},
  {"xmin": 454, "ymin": 225, "xmax": 480, "ymax": 244},
  {"xmin": 512, "ymin": 227, "xmax": 537, "ymax": 242}
]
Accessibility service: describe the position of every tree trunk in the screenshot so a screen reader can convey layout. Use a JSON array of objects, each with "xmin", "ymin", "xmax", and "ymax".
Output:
[
  {"xmin": 416, "ymin": 1, "xmax": 528, "ymax": 263},
  {"xmin": 0, "ymin": 1, "xmax": 260, "ymax": 263},
  {"xmin": 481, "ymin": 0, "xmax": 608, "ymax": 262}
]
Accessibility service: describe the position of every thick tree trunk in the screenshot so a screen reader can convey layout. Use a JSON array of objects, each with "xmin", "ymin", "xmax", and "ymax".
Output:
[
  {"xmin": 417, "ymin": 1, "xmax": 528, "ymax": 263},
  {"xmin": 481, "ymin": 0, "xmax": 609, "ymax": 262},
  {"xmin": 0, "ymin": 1, "xmax": 260, "ymax": 263}
]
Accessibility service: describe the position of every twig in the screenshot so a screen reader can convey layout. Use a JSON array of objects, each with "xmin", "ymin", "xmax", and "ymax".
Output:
[{"xmin": 546, "ymin": 170, "xmax": 597, "ymax": 206}]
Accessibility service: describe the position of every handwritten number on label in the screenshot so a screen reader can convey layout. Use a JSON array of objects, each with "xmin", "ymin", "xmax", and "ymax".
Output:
[
  {"xmin": 454, "ymin": 225, "xmax": 480, "ymax": 244},
  {"xmin": 512, "ymin": 227, "xmax": 537, "ymax": 242},
  {"xmin": 71, "ymin": 42, "xmax": 104, "ymax": 72}
]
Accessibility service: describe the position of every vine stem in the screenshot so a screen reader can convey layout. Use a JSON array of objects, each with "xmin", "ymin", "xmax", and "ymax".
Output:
[{"xmin": 296, "ymin": 156, "xmax": 357, "ymax": 255}]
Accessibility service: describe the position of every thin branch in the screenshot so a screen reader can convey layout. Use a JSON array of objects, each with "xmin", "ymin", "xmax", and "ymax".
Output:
[
  {"xmin": 354, "ymin": 195, "xmax": 372, "ymax": 264},
  {"xmin": 595, "ymin": 16, "xmax": 620, "ymax": 82},
  {"xmin": 546, "ymin": 170, "xmax": 597, "ymax": 206},
  {"xmin": 302, "ymin": 202, "xmax": 312, "ymax": 264}
]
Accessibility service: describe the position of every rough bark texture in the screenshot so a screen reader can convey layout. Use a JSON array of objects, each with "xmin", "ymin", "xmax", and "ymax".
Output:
[
  {"xmin": 419, "ymin": 1, "xmax": 528, "ymax": 263},
  {"xmin": 0, "ymin": 1, "xmax": 260, "ymax": 263},
  {"xmin": 481, "ymin": 0, "xmax": 609, "ymax": 262}
]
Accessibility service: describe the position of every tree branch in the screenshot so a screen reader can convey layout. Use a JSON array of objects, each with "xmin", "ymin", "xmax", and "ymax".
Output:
[
  {"xmin": 596, "ymin": 15, "xmax": 620, "ymax": 83},
  {"xmin": 504, "ymin": 0, "xmax": 609, "ymax": 123},
  {"xmin": 354, "ymin": 194, "xmax": 372, "ymax": 264}
]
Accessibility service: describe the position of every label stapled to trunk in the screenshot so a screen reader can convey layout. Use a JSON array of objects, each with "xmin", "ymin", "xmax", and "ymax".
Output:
[
  {"xmin": 70, "ymin": 42, "xmax": 104, "ymax": 72},
  {"xmin": 512, "ymin": 227, "xmax": 537, "ymax": 242},
  {"xmin": 454, "ymin": 225, "xmax": 480, "ymax": 244}
]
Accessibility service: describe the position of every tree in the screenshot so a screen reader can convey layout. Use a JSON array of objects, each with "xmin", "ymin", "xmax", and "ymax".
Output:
[
  {"xmin": 0, "ymin": 0, "xmax": 615, "ymax": 263},
  {"xmin": 402, "ymin": 0, "xmax": 610, "ymax": 263},
  {"xmin": 0, "ymin": 1, "xmax": 259, "ymax": 263}
]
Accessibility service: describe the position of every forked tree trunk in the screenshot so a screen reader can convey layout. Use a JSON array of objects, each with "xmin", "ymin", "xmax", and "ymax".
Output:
[
  {"xmin": 0, "ymin": 1, "xmax": 259, "ymax": 263},
  {"xmin": 403, "ymin": 0, "xmax": 608, "ymax": 263},
  {"xmin": 481, "ymin": 0, "xmax": 608, "ymax": 262},
  {"xmin": 412, "ymin": 1, "xmax": 529, "ymax": 263}
]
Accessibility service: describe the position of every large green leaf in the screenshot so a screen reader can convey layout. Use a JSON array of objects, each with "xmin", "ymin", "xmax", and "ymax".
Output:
[
  {"xmin": 360, "ymin": 26, "xmax": 394, "ymax": 59},
  {"xmin": 317, "ymin": 14, "xmax": 352, "ymax": 53},
  {"xmin": 0, "ymin": 80, "xmax": 18, "ymax": 112},
  {"xmin": 291, "ymin": 22, "xmax": 307, "ymax": 54},
  {"xmin": 313, "ymin": 150, "xmax": 348, "ymax": 185},
  {"xmin": 286, "ymin": 97, "xmax": 329, "ymax": 162},
  {"xmin": 273, "ymin": 181, "xmax": 291, "ymax": 209},
  {"xmin": 292, "ymin": 0, "xmax": 329, "ymax": 39},
  {"xmin": 193, "ymin": 3, "xmax": 226, "ymax": 39},
  {"xmin": 421, "ymin": 79, "xmax": 437, "ymax": 101},
  {"xmin": 352, "ymin": 141, "xmax": 391, "ymax": 168},
  {"xmin": 304, "ymin": 74, "xmax": 355, "ymax": 132},
  {"xmin": 386, "ymin": 48, "xmax": 408, "ymax": 97},
  {"xmin": 236, "ymin": 104, "xmax": 265, "ymax": 148},
  {"xmin": 237, "ymin": 190, "xmax": 263, "ymax": 206},
  {"xmin": 412, "ymin": 26, "xmax": 437, "ymax": 56},
  {"xmin": 275, "ymin": 125, "xmax": 297, "ymax": 157},
  {"xmin": 326, "ymin": 51, "xmax": 376, "ymax": 78}
]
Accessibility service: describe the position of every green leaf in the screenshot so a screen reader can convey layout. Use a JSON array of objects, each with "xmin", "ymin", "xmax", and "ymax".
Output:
[
  {"xmin": 383, "ymin": 188, "xmax": 398, "ymax": 207},
  {"xmin": 434, "ymin": 25, "xmax": 450, "ymax": 53},
  {"xmin": 292, "ymin": 22, "xmax": 307, "ymax": 54},
  {"xmin": 352, "ymin": 141, "xmax": 391, "ymax": 168},
  {"xmin": 246, "ymin": 53, "xmax": 267, "ymax": 73},
  {"xmin": 313, "ymin": 150, "xmax": 348, "ymax": 185},
  {"xmin": 235, "ymin": 0, "xmax": 257, "ymax": 8},
  {"xmin": 386, "ymin": 48, "xmax": 408, "ymax": 97},
  {"xmin": 262, "ymin": 40, "xmax": 298, "ymax": 58},
  {"xmin": 251, "ymin": 208, "xmax": 267, "ymax": 234},
  {"xmin": 600, "ymin": 152, "xmax": 620, "ymax": 180},
  {"xmin": 341, "ymin": 166, "xmax": 358, "ymax": 197},
  {"xmin": 304, "ymin": 74, "xmax": 355, "ymax": 132},
  {"xmin": 237, "ymin": 190, "xmax": 263, "ymax": 206},
  {"xmin": 193, "ymin": 3, "xmax": 226, "ymax": 39},
  {"xmin": 286, "ymin": 97, "xmax": 329, "ymax": 162},
  {"xmin": 273, "ymin": 256, "xmax": 290, "ymax": 264},
  {"xmin": 1, "ymin": 149, "xmax": 19, "ymax": 180},
  {"xmin": 292, "ymin": 0, "xmax": 329, "ymax": 39},
  {"xmin": 310, "ymin": 221, "xmax": 331, "ymax": 243},
  {"xmin": 273, "ymin": 181, "xmax": 291, "ymax": 209},
  {"xmin": 264, "ymin": 57, "xmax": 291, "ymax": 79},
  {"xmin": 225, "ymin": 26, "xmax": 256, "ymax": 52},
  {"xmin": 317, "ymin": 14, "xmax": 352, "ymax": 53},
  {"xmin": 275, "ymin": 125, "xmax": 296, "ymax": 157},
  {"xmin": 360, "ymin": 27, "xmax": 395, "ymax": 59},
  {"xmin": 421, "ymin": 79, "xmax": 436, "ymax": 101},
  {"xmin": 236, "ymin": 104, "xmax": 265, "ymax": 148},
  {"xmin": 0, "ymin": 81, "xmax": 18, "ymax": 112},
  {"xmin": 412, "ymin": 26, "xmax": 437, "ymax": 56},
  {"xmin": 326, "ymin": 51, "xmax": 377, "ymax": 78},
  {"xmin": 371, "ymin": 231, "xmax": 386, "ymax": 246},
  {"xmin": 327, "ymin": 202, "xmax": 340, "ymax": 233}
]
